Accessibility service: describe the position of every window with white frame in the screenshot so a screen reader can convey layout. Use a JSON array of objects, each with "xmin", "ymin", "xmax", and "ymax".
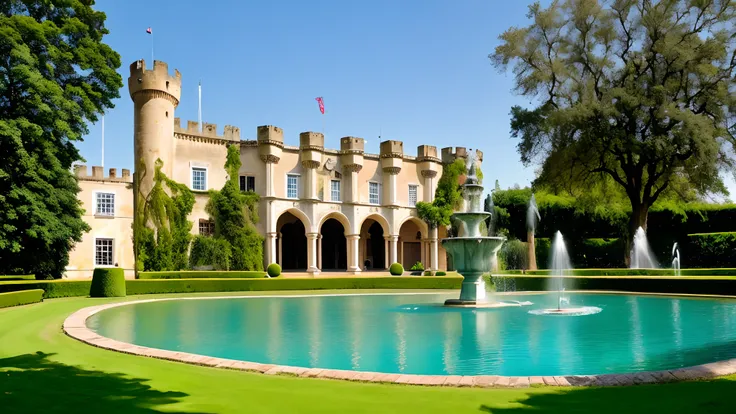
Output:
[
  {"xmin": 95, "ymin": 238, "xmax": 114, "ymax": 266},
  {"xmin": 239, "ymin": 175, "xmax": 256, "ymax": 192},
  {"xmin": 287, "ymin": 174, "xmax": 299, "ymax": 199},
  {"xmin": 408, "ymin": 185, "xmax": 418, "ymax": 207},
  {"xmin": 191, "ymin": 167, "xmax": 207, "ymax": 191},
  {"xmin": 331, "ymin": 180, "xmax": 341, "ymax": 202},
  {"xmin": 95, "ymin": 192, "xmax": 115, "ymax": 216},
  {"xmin": 369, "ymin": 182, "xmax": 381, "ymax": 205}
]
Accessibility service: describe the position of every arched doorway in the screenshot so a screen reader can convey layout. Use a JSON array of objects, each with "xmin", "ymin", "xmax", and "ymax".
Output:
[
  {"xmin": 320, "ymin": 218, "xmax": 347, "ymax": 271},
  {"xmin": 277, "ymin": 212, "xmax": 307, "ymax": 271},
  {"xmin": 398, "ymin": 219, "xmax": 424, "ymax": 269},
  {"xmin": 359, "ymin": 218, "xmax": 387, "ymax": 270}
]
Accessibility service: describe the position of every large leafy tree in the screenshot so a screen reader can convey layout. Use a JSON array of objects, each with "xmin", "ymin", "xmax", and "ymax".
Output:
[
  {"xmin": 492, "ymin": 0, "xmax": 735, "ymax": 262},
  {"xmin": 0, "ymin": 1, "xmax": 122, "ymax": 278}
]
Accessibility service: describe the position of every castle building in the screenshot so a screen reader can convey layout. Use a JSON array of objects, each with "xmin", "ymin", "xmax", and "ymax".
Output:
[{"xmin": 65, "ymin": 60, "xmax": 483, "ymax": 278}]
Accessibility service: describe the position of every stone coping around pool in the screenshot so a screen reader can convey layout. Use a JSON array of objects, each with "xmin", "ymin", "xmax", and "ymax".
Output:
[{"xmin": 62, "ymin": 293, "xmax": 736, "ymax": 388}]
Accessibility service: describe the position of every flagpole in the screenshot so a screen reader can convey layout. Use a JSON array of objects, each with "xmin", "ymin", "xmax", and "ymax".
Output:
[
  {"xmin": 198, "ymin": 80, "xmax": 202, "ymax": 133},
  {"xmin": 101, "ymin": 115, "xmax": 105, "ymax": 169},
  {"xmin": 151, "ymin": 31, "xmax": 154, "ymax": 63}
]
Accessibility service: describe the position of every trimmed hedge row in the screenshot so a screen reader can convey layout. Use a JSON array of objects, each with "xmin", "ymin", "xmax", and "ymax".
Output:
[
  {"xmin": 0, "ymin": 275, "xmax": 35, "ymax": 281},
  {"xmin": 0, "ymin": 276, "xmax": 463, "ymax": 298},
  {"xmin": 125, "ymin": 277, "xmax": 462, "ymax": 295},
  {"xmin": 0, "ymin": 289, "xmax": 44, "ymax": 308},
  {"xmin": 0, "ymin": 280, "xmax": 92, "ymax": 298},
  {"xmin": 500, "ymin": 268, "xmax": 736, "ymax": 276},
  {"xmin": 492, "ymin": 275, "xmax": 736, "ymax": 296},
  {"xmin": 138, "ymin": 271, "xmax": 268, "ymax": 279}
]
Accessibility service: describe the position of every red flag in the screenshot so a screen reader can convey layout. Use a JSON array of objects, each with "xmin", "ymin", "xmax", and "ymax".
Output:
[
  {"xmin": 146, "ymin": 27, "xmax": 152, "ymax": 34},
  {"xmin": 315, "ymin": 97, "xmax": 324, "ymax": 114}
]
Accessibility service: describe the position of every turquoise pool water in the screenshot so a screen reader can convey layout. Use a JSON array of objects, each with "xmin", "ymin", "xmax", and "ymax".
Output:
[{"xmin": 87, "ymin": 293, "xmax": 736, "ymax": 376}]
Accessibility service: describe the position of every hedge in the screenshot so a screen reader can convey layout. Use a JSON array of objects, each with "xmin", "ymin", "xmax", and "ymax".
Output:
[
  {"xmin": 0, "ymin": 289, "xmax": 44, "ymax": 309},
  {"xmin": 90, "ymin": 268, "xmax": 126, "ymax": 298},
  {"xmin": 0, "ymin": 280, "xmax": 91, "ymax": 298},
  {"xmin": 0, "ymin": 276, "xmax": 463, "ymax": 297},
  {"xmin": 138, "ymin": 271, "xmax": 268, "ymax": 279},
  {"xmin": 494, "ymin": 189, "xmax": 736, "ymax": 241},
  {"xmin": 493, "ymin": 188, "xmax": 736, "ymax": 268},
  {"xmin": 124, "ymin": 277, "xmax": 462, "ymax": 295},
  {"xmin": 0, "ymin": 275, "xmax": 35, "ymax": 281},
  {"xmin": 491, "ymin": 275, "xmax": 736, "ymax": 296}
]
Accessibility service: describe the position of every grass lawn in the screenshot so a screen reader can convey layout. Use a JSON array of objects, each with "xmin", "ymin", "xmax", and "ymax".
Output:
[{"xmin": 2, "ymin": 291, "xmax": 736, "ymax": 413}]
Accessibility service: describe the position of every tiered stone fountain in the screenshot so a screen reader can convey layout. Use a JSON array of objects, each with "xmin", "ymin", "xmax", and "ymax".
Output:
[{"xmin": 442, "ymin": 153, "xmax": 507, "ymax": 307}]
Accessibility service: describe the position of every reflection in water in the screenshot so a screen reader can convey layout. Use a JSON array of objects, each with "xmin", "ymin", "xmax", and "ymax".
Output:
[
  {"xmin": 395, "ymin": 313, "xmax": 407, "ymax": 373},
  {"xmin": 266, "ymin": 299, "xmax": 283, "ymax": 363},
  {"xmin": 672, "ymin": 299, "xmax": 682, "ymax": 348},
  {"xmin": 88, "ymin": 293, "xmax": 736, "ymax": 377},
  {"xmin": 629, "ymin": 296, "xmax": 644, "ymax": 366},
  {"xmin": 307, "ymin": 298, "xmax": 321, "ymax": 367}
]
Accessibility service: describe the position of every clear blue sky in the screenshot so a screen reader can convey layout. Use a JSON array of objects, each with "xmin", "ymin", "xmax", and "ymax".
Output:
[{"xmin": 79, "ymin": 0, "xmax": 735, "ymax": 197}]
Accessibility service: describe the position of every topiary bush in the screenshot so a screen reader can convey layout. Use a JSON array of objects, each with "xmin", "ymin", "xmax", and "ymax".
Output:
[
  {"xmin": 423, "ymin": 270, "xmax": 433, "ymax": 276},
  {"xmin": 89, "ymin": 268, "xmax": 126, "ymax": 298},
  {"xmin": 267, "ymin": 263, "xmax": 282, "ymax": 278},
  {"xmin": 389, "ymin": 263, "xmax": 404, "ymax": 276},
  {"xmin": 410, "ymin": 262, "xmax": 425, "ymax": 271},
  {"xmin": 435, "ymin": 271, "xmax": 447, "ymax": 276}
]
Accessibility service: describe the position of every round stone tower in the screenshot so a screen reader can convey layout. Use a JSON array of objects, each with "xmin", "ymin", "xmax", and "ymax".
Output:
[{"xmin": 128, "ymin": 59, "xmax": 181, "ymax": 199}]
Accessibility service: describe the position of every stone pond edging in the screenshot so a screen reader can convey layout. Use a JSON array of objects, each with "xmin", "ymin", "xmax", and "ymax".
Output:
[{"xmin": 62, "ymin": 296, "xmax": 736, "ymax": 388}]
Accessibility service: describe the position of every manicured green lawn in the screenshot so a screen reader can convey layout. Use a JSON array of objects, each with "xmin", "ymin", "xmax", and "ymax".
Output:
[{"xmin": 2, "ymin": 291, "xmax": 736, "ymax": 413}]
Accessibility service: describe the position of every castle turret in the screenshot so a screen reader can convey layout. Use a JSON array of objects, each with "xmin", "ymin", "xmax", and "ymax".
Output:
[
  {"xmin": 380, "ymin": 140, "xmax": 404, "ymax": 207},
  {"xmin": 417, "ymin": 145, "xmax": 441, "ymax": 203},
  {"xmin": 340, "ymin": 137, "xmax": 365, "ymax": 203},
  {"xmin": 257, "ymin": 125, "xmax": 284, "ymax": 197},
  {"xmin": 128, "ymin": 60, "xmax": 181, "ymax": 199},
  {"xmin": 299, "ymin": 132, "xmax": 324, "ymax": 201}
]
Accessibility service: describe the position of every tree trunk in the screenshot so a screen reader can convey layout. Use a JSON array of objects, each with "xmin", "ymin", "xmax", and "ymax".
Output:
[
  {"xmin": 625, "ymin": 203, "xmax": 649, "ymax": 267},
  {"xmin": 527, "ymin": 231, "xmax": 537, "ymax": 270}
]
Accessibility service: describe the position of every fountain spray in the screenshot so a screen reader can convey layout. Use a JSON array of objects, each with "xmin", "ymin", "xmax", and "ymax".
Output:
[
  {"xmin": 527, "ymin": 194, "xmax": 541, "ymax": 270},
  {"xmin": 442, "ymin": 150, "xmax": 507, "ymax": 306}
]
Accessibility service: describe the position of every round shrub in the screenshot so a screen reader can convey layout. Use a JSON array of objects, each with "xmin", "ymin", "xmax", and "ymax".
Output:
[
  {"xmin": 435, "ymin": 271, "xmax": 447, "ymax": 276},
  {"xmin": 423, "ymin": 270, "xmax": 433, "ymax": 276},
  {"xmin": 267, "ymin": 263, "xmax": 282, "ymax": 278},
  {"xmin": 389, "ymin": 263, "xmax": 404, "ymax": 276},
  {"xmin": 90, "ymin": 268, "xmax": 126, "ymax": 298}
]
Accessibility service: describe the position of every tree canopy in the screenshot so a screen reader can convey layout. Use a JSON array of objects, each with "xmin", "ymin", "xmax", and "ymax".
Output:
[
  {"xmin": 491, "ymin": 0, "xmax": 736, "ymax": 256},
  {"xmin": 0, "ymin": 1, "xmax": 122, "ymax": 278}
]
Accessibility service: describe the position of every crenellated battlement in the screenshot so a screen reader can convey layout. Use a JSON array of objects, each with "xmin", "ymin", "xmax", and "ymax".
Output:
[
  {"xmin": 74, "ymin": 165, "xmax": 132, "ymax": 183},
  {"xmin": 174, "ymin": 118, "xmax": 240, "ymax": 142},
  {"xmin": 417, "ymin": 145, "xmax": 440, "ymax": 163},
  {"xmin": 128, "ymin": 59, "xmax": 182, "ymax": 106},
  {"xmin": 299, "ymin": 132, "xmax": 324, "ymax": 150},
  {"xmin": 340, "ymin": 137, "xmax": 365, "ymax": 153},
  {"xmin": 257, "ymin": 125, "xmax": 284, "ymax": 146},
  {"xmin": 441, "ymin": 147, "xmax": 484, "ymax": 164},
  {"xmin": 379, "ymin": 140, "xmax": 404, "ymax": 158}
]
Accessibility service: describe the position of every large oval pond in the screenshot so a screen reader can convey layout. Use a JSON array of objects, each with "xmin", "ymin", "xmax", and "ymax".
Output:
[{"xmin": 87, "ymin": 293, "xmax": 736, "ymax": 376}]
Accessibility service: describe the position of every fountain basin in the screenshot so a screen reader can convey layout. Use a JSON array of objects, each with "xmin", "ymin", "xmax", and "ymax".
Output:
[
  {"xmin": 441, "ymin": 236, "xmax": 505, "ymax": 305},
  {"xmin": 452, "ymin": 212, "xmax": 491, "ymax": 238}
]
